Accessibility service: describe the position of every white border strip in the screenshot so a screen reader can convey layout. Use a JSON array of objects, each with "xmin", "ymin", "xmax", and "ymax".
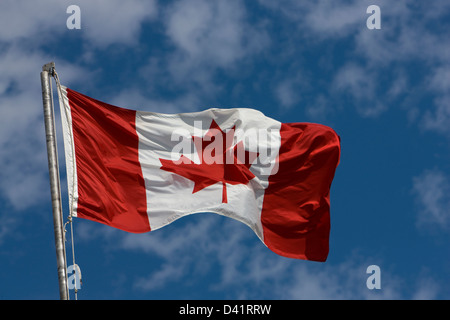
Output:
[{"xmin": 57, "ymin": 85, "xmax": 79, "ymax": 218}]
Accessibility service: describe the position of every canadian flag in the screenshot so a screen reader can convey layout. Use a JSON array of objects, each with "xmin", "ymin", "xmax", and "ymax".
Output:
[{"xmin": 58, "ymin": 87, "xmax": 340, "ymax": 262}]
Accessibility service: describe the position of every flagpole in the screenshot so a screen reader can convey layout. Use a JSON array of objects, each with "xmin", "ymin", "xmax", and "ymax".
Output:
[{"xmin": 41, "ymin": 62, "xmax": 69, "ymax": 300}]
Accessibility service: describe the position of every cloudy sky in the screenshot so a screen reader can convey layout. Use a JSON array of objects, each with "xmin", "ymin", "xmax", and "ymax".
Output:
[{"xmin": 0, "ymin": 0, "xmax": 449, "ymax": 300}]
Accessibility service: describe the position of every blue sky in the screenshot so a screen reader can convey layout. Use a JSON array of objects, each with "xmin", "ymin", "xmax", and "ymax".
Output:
[{"xmin": 0, "ymin": 0, "xmax": 449, "ymax": 300}]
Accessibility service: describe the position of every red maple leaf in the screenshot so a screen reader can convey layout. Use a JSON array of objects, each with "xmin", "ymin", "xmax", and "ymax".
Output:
[{"xmin": 159, "ymin": 120, "xmax": 258, "ymax": 203}]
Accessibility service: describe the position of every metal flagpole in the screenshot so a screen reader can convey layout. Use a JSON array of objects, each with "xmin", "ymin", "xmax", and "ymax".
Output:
[{"xmin": 41, "ymin": 62, "xmax": 69, "ymax": 300}]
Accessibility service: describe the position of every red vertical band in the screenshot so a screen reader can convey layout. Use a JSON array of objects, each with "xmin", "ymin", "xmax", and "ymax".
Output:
[
  {"xmin": 261, "ymin": 123, "xmax": 340, "ymax": 261},
  {"xmin": 67, "ymin": 89, "xmax": 150, "ymax": 233}
]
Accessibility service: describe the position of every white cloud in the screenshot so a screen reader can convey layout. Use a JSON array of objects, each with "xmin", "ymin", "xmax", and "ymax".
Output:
[
  {"xmin": 257, "ymin": 0, "xmax": 366, "ymax": 38},
  {"xmin": 258, "ymin": 0, "xmax": 450, "ymax": 133},
  {"xmin": 302, "ymin": 2, "xmax": 366, "ymax": 38},
  {"xmin": 0, "ymin": 0, "xmax": 157, "ymax": 48},
  {"xmin": 0, "ymin": 0, "xmax": 66, "ymax": 43},
  {"xmin": 160, "ymin": 0, "xmax": 268, "ymax": 94},
  {"xmin": 413, "ymin": 169, "xmax": 450, "ymax": 231},
  {"xmin": 423, "ymin": 95, "xmax": 450, "ymax": 136},
  {"xmin": 428, "ymin": 65, "xmax": 450, "ymax": 93},
  {"xmin": 332, "ymin": 63, "xmax": 387, "ymax": 118},
  {"xmin": 77, "ymin": 0, "xmax": 157, "ymax": 48},
  {"xmin": 421, "ymin": 65, "xmax": 450, "ymax": 135},
  {"xmin": 115, "ymin": 215, "xmax": 251, "ymax": 291},
  {"xmin": 305, "ymin": 95, "xmax": 335, "ymax": 121},
  {"xmin": 275, "ymin": 79, "xmax": 301, "ymax": 109},
  {"xmin": 0, "ymin": 215, "xmax": 17, "ymax": 246},
  {"xmin": 333, "ymin": 64, "xmax": 374, "ymax": 99},
  {"xmin": 412, "ymin": 276, "xmax": 440, "ymax": 300},
  {"xmin": 134, "ymin": 263, "xmax": 185, "ymax": 291},
  {"xmin": 165, "ymin": 0, "xmax": 266, "ymax": 68}
]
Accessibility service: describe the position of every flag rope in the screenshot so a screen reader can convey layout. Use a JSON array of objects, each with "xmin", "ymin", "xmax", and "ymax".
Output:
[{"xmin": 63, "ymin": 215, "xmax": 78, "ymax": 299}]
